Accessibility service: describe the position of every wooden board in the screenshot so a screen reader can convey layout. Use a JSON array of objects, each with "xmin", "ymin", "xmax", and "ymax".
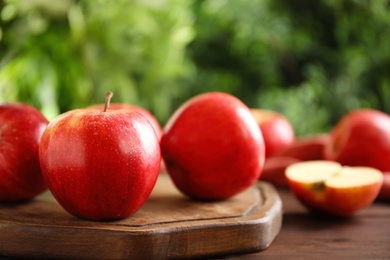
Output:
[{"xmin": 0, "ymin": 174, "xmax": 282, "ymax": 259}]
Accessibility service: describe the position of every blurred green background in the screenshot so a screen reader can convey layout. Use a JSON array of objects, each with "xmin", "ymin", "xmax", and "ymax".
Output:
[{"xmin": 1, "ymin": 0, "xmax": 390, "ymax": 136}]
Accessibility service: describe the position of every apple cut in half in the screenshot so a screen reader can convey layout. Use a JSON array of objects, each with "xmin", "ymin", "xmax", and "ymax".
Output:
[{"xmin": 285, "ymin": 161, "xmax": 383, "ymax": 217}]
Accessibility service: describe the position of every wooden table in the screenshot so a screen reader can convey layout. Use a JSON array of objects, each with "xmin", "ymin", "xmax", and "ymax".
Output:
[
  {"xmin": 227, "ymin": 188, "xmax": 390, "ymax": 259},
  {"xmin": 0, "ymin": 183, "xmax": 389, "ymax": 259}
]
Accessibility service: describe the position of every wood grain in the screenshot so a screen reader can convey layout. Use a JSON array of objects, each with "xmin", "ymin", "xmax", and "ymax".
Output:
[{"xmin": 0, "ymin": 175, "xmax": 282, "ymax": 259}]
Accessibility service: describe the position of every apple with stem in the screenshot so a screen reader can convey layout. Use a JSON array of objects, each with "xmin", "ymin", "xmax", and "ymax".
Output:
[
  {"xmin": 88, "ymin": 102, "xmax": 166, "ymax": 173},
  {"xmin": 88, "ymin": 103, "xmax": 162, "ymax": 140},
  {"xmin": 0, "ymin": 103, "xmax": 48, "ymax": 202},
  {"xmin": 285, "ymin": 161, "xmax": 383, "ymax": 217},
  {"xmin": 324, "ymin": 109, "xmax": 390, "ymax": 172},
  {"xmin": 250, "ymin": 109, "xmax": 295, "ymax": 158},
  {"xmin": 161, "ymin": 92, "xmax": 265, "ymax": 200},
  {"xmin": 378, "ymin": 173, "xmax": 390, "ymax": 201},
  {"xmin": 39, "ymin": 92, "xmax": 161, "ymax": 221}
]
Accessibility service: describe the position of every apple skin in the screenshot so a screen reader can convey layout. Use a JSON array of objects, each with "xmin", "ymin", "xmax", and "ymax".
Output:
[
  {"xmin": 39, "ymin": 109, "xmax": 161, "ymax": 221},
  {"xmin": 88, "ymin": 103, "xmax": 162, "ymax": 140},
  {"xmin": 324, "ymin": 109, "xmax": 390, "ymax": 172},
  {"xmin": 276, "ymin": 134, "xmax": 330, "ymax": 161},
  {"xmin": 88, "ymin": 103, "xmax": 166, "ymax": 173},
  {"xmin": 378, "ymin": 173, "xmax": 390, "ymax": 201},
  {"xmin": 161, "ymin": 92, "xmax": 265, "ymax": 200},
  {"xmin": 0, "ymin": 103, "xmax": 48, "ymax": 203},
  {"xmin": 261, "ymin": 156, "xmax": 301, "ymax": 188},
  {"xmin": 250, "ymin": 109, "xmax": 295, "ymax": 158}
]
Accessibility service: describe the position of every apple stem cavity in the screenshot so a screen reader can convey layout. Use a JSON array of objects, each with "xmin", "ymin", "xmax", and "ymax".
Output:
[
  {"xmin": 312, "ymin": 181, "xmax": 326, "ymax": 191},
  {"xmin": 103, "ymin": 91, "xmax": 114, "ymax": 112}
]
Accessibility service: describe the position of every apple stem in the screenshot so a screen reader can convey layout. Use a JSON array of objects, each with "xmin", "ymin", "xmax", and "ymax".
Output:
[{"xmin": 103, "ymin": 91, "xmax": 113, "ymax": 112}]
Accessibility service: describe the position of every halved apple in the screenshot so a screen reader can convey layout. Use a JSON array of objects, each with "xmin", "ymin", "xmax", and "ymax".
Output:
[{"xmin": 285, "ymin": 161, "xmax": 384, "ymax": 217}]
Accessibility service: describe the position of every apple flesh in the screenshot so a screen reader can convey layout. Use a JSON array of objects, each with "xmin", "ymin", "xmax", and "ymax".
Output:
[
  {"xmin": 39, "ymin": 93, "xmax": 161, "ymax": 221},
  {"xmin": 161, "ymin": 92, "xmax": 265, "ymax": 200},
  {"xmin": 285, "ymin": 161, "xmax": 383, "ymax": 217},
  {"xmin": 324, "ymin": 109, "xmax": 390, "ymax": 172},
  {"xmin": 250, "ymin": 109, "xmax": 295, "ymax": 158},
  {"xmin": 0, "ymin": 103, "xmax": 48, "ymax": 202},
  {"xmin": 276, "ymin": 134, "xmax": 330, "ymax": 161}
]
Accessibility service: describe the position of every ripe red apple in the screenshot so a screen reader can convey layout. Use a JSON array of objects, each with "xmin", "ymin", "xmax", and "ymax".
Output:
[
  {"xmin": 0, "ymin": 103, "xmax": 48, "ymax": 203},
  {"xmin": 250, "ymin": 109, "xmax": 295, "ymax": 158},
  {"xmin": 276, "ymin": 133, "xmax": 330, "ymax": 161},
  {"xmin": 88, "ymin": 103, "xmax": 162, "ymax": 140},
  {"xmin": 324, "ymin": 109, "xmax": 390, "ymax": 172},
  {"xmin": 39, "ymin": 92, "xmax": 161, "ymax": 221},
  {"xmin": 261, "ymin": 156, "xmax": 301, "ymax": 188},
  {"xmin": 285, "ymin": 161, "xmax": 383, "ymax": 217},
  {"xmin": 161, "ymin": 92, "xmax": 265, "ymax": 200}
]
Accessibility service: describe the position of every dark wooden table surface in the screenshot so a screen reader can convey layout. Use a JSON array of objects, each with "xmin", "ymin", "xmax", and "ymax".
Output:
[
  {"xmin": 0, "ymin": 183, "xmax": 388, "ymax": 259},
  {"xmin": 227, "ymin": 187, "xmax": 390, "ymax": 260}
]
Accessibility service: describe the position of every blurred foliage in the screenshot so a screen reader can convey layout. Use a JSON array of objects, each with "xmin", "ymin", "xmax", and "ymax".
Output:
[
  {"xmin": 1, "ymin": 0, "xmax": 390, "ymax": 135},
  {"xmin": 0, "ymin": 0, "xmax": 194, "ymax": 120}
]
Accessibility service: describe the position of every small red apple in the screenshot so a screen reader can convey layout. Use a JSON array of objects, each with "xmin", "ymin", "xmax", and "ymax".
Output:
[
  {"xmin": 324, "ymin": 109, "xmax": 390, "ymax": 172},
  {"xmin": 161, "ymin": 92, "xmax": 265, "ymax": 200},
  {"xmin": 276, "ymin": 134, "xmax": 330, "ymax": 161},
  {"xmin": 250, "ymin": 109, "xmax": 295, "ymax": 158},
  {"xmin": 39, "ymin": 92, "xmax": 161, "ymax": 221},
  {"xmin": 0, "ymin": 103, "xmax": 48, "ymax": 202},
  {"xmin": 261, "ymin": 156, "xmax": 301, "ymax": 188},
  {"xmin": 88, "ymin": 103, "xmax": 162, "ymax": 140},
  {"xmin": 285, "ymin": 161, "xmax": 383, "ymax": 217}
]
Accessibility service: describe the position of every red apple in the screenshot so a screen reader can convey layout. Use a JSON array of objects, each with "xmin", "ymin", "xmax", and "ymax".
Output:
[
  {"xmin": 324, "ymin": 109, "xmax": 390, "ymax": 172},
  {"xmin": 39, "ymin": 92, "xmax": 161, "ymax": 221},
  {"xmin": 276, "ymin": 134, "xmax": 330, "ymax": 161},
  {"xmin": 285, "ymin": 161, "xmax": 383, "ymax": 217},
  {"xmin": 88, "ymin": 103, "xmax": 162, "ymax": 140},
  {"xmin": 250, "ymin": 109, "xmax": 295, "ymax": 158},
  {"xmin": 161, "ymin": 92, "xmax": 265, "ymax": 200},
  {"xmin": 0, "ymin": 103, "xmax": 48, "ymax": 202},
  {"xmin": 261, "ymin": 156, "xmax": 301, "ymax": 188}
]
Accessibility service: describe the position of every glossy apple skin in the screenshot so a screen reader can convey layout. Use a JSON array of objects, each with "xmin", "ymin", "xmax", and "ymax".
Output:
[
  {"xmin": 0, "ymin": 103, "xmax": 48, "ymax": 202},
  {"xmin": 161, "ymin": 92, "xmax": 265, "ymax": 200},
  {"xmin": 324, "ymin": 109, "xmax": 390, "ymax": 172},
  {"xmin": 277, "ymin": 134, "xmax": 330, "ymax": 161},
  {"xmin": 39, "ymin": 109, "xmax": 161, "ymax": 221},
  {"xmin": 287, "ymin": 179, "xmax": 382, "ymax": 217},
  {"xmin": 88, "ymin": 103, "xmax": 162, "ymax": 140},
  {"xmin": 250, "ymin": 109, "xmax": 295, "ymax": 158}
]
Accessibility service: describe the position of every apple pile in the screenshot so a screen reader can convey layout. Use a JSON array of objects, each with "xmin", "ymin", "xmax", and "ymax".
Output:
[
  {"xmin": 2, "ymin": 91, "xmax": 390, "ymax": 222},
  {"xmin": 38, "ymin": 92, "xmax": 162, "ymax": 221},
  {"xmin": 253, "ymin": 107, "xmax": 390, "ymax": 203},
  {"xmin": 249, "ymin": 107, "xmax": 331, "ymax": 188},
  {"xmin": 285, "ymin": 161, "xmax": 383, "ymax": 217}
]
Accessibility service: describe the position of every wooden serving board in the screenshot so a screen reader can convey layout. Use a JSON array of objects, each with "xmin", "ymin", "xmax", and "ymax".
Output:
[{"xmin": 0, "ymin": 174, "xmax": 282, "ymax": 259}]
